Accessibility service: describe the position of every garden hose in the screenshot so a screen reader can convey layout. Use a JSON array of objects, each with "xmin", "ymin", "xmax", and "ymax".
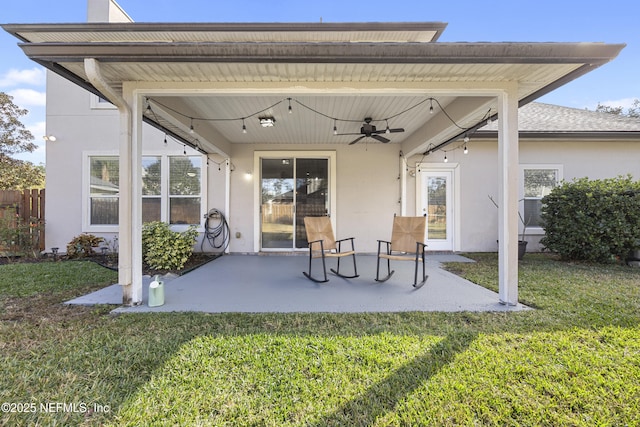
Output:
[{"xmin": 201, "ymin": 208, "xmax": 230, "ymax": 253}]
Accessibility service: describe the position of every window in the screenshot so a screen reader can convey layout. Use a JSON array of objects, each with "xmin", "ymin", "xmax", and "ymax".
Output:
[
  {"xmin": 90, "ymin": 94, "xmax": 117, "ymax": 110},
  {"xmin": 522, "ymin": 166, "xmax": 562, "ymax": 228},
  {"xmin": 89, "ymin": 156, "xmax": 119, "ymax": 225},
  {"xmin": 142, "ymin": 156, "xmax": 162, "ymax": 223},
  {"xmin": 85, "ymin": 154, "xmax": 204, "ymax": 230},
  {"xmin": 169, "ymin": 156, "xmax": 202, "ymax": 225}
]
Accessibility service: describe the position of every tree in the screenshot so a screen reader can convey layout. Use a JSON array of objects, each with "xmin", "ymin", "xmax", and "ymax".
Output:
[
  {"xmin": 0, "ymin": 91, "xmax": 44, "ymax": 190},
  {"xmin": 595, "ymin": 98, "xmax": 640, "ymax": 118}
]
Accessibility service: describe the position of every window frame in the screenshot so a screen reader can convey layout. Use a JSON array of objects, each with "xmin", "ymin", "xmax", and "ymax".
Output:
[
  {"xmin": 90, "ymin": 94, "xmax": 117, "ymax": 110},
  {"xmin": 520, "ymin": 164, "xmax": 563, "ymax": 235},
  {"xmin": 83, "ymin": 151, "xmax": 207, "ymax": 233}
]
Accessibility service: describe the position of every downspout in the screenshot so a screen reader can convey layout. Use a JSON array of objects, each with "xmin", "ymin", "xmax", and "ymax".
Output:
[{"xmin": 84, "ymin": 58, "xmax": 138, "ymax": 306}]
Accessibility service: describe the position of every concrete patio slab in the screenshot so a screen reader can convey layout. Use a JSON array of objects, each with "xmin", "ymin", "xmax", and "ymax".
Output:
[{"xmin": 65, "ymin": 254, "xmax": 529, "ymax": 313}]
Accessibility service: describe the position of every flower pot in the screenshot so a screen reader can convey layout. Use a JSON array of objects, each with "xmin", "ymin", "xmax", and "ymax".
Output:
[{"xmin": 518, "ymin": 240, "xmax": 528, "ymax": 260}]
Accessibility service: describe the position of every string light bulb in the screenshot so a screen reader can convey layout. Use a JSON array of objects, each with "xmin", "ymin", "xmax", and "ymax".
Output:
[
  {"xmin": 333, "ymin": 120, "xmax": 338, "ymax": 135},
  {"xmin": 288, "ymin": 98, "xmax": 293, "ymax": 114},
  {"xmin": 189, "ymin": 118, "xmax": 194, "ymax": 134},
  {"xmin": 242, "ymin": 118, "xmax": 247, "ymax": 134},
  {"xmin": 429, "ymin": 98, "xmax": 434, "ymax": 114},
  {"xmin": 463, "ymin": 145, "xmax": 468, "ymax": 154},
  {"xmin": 183, "ymin": 145, "xmax": 187, "ymax": 155},
  {"xmin": 385, "ymin": 120, "xmax": 391, "ymax": 134},
  {"xmin": 444, "ymin": 153, "xmax": 448, "ymax": 163},
  {"xmin": 163, "ymin": 134, "xmax": 167, "ymax": 145}
]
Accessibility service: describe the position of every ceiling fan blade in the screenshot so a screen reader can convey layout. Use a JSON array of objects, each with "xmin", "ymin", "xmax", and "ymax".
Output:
[
  {"xmin": 335, "ymin": 132, "xmax": 363, "ymax": 136},
  {"xmin": 348, "ymin": 135, "xmax": 366, "ymax": 145},
  {"xmin": 371, "ymin": 134, "xmax": 391, "ymax": 143},
  {"xmin": 372, "ymin": 127, "xmax": 405, "ymax": 135}
]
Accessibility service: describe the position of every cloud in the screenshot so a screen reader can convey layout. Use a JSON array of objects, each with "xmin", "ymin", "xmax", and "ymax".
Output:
[
  {"xmin": 8, "ymin": 88, "xmax": 46, "ymax": 107},
  {"xmin": 0, "ymin": 67, "xmax": 46, "ymax": 88}
]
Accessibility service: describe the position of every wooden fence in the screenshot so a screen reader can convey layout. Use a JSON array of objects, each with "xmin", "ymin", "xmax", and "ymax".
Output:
[{"xmin": 0, "ymin": 189, "xmax": 46, "ymax": 253}]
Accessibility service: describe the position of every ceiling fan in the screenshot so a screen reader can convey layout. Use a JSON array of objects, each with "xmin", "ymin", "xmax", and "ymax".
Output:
[{"xmin": 337, "ymin": 117, "xmax": 405, "ymax": 145}]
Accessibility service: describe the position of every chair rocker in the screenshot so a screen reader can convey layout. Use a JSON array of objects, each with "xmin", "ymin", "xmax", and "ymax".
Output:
[
  {"xmin": 376, "ymin": 215, "xmax": 429, "ymax": 288},
  {"xmin": 303, "ymin": 216, "xmax": 358, "ymax": 283}
]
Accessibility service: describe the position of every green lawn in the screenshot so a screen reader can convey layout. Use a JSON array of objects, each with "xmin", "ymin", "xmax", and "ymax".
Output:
[{"xmin": 1, "ymin": 254, "xmax": 639, "ymax": 426}]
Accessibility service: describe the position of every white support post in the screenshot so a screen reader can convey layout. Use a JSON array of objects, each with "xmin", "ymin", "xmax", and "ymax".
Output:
[
  {"xmin": 497, "ymin": 86, "xmax": 519, "ymax": 305},
  {"xmin": 117, "ymin": 99, "xmax": 134, "ymax": 305},
  {"xmin": 124, "ymin": 90, "xmax": 143, "ymax": 305},
  {"xmin": 84, "ymin": 59, "xmax": 142, "ymax": 306}
]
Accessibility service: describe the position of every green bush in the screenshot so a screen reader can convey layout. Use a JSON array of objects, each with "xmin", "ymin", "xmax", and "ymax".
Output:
[
  {"xmin": 540, "ymin": 176, "xmax": 640, "ymax": 263},
  {"xmin": 141, "ymin": 221, "xmax": 198, "ymax": 270},
  {"xmin": 67, "ymin": 233, "xmax": 105, "ymax": 258}
]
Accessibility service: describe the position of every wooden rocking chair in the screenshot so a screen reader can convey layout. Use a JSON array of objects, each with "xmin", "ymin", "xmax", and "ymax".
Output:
[
  {"xmin": 376, "ymin": 215, "xmax": 428, "ymax": 288},
  {"xmin": 303, "ymin": 216, "xmax": 358, "ymax": 283}
]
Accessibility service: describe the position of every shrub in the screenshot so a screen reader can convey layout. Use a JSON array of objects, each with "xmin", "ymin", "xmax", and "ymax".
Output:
[
  {"xmin": 67, "ymin": 233, "xmax": 105, "ymax": 258},
  {"xmin": 141, "ymin": 221, "xmax": 198, "ymax": 271},
  {"xmin": 540, "ymin": 176, "xmax": 640, "ymax": 263}
]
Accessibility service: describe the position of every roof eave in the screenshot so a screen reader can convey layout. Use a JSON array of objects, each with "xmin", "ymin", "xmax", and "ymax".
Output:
[
  {"xmin": 14, "ymin": 41, "xmax": 625, "ymax": 64},
  {"xmin": 474, "ymin": 130, "xmax": 640, "ymax": 140}
]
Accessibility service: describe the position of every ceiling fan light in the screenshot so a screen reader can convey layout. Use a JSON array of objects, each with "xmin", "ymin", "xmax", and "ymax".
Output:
[{"xmin": 259, "ymin": 117, "xmax": 276, "ymax": 127}]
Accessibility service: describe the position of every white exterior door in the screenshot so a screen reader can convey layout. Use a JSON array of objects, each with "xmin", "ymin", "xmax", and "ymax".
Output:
[{"xmin": 418, "ymin": 168, "xmax": 455, "ymax": 251}]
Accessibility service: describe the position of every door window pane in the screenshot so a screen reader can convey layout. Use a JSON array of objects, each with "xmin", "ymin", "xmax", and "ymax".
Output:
[
  {"xmin": 261, "ymin": 159, "xmax": 294, "ymax": 248},
  {"xmin": 295, "ymin": 159, "xmax": 329, "ymax": 248},
  {"xmin": 427, "ymin": 176, "xmax": 447, "ymax": 239}
]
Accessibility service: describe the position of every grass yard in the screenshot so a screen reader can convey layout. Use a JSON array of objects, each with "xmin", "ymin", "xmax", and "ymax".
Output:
[{"xmin": 0, "ymin": 254, "xmax": 639, "ymax": 426}]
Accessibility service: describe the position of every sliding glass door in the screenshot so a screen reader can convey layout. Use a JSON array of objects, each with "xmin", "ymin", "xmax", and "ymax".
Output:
[{"xmin": 260, "ymin": 156, "xmax": 329, "ymax": 250}]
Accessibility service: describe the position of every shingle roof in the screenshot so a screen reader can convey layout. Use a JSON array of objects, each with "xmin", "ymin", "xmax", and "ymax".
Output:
[{"xmin": 480, "ymin": 102, "xmax": 640, "ymax": 133}]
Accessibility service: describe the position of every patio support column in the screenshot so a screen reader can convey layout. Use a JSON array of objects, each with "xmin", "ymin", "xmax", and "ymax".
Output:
[
  {"xmin": 85, "ymin": 58, "xmax": 142, "ymax": 306},
  {"xmin": 497, "ymin": 85, "xmax": 519, "ymax": 305}
]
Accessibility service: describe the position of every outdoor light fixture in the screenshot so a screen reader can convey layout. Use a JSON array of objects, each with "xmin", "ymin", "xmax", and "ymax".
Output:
[
  {"xmin": 242, "ymin": 118, "xmax": 247, "ymax": 133},
  {"xmin": 259, "ymin": 117, "xmax": 276, "ymax": 127},
  {"xmin": 43, "ymin": 135, "xmax": 57, "ymax": 142}
]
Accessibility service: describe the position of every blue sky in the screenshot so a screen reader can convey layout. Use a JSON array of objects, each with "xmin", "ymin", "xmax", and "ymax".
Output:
[{"xmin": 2, "ymin": 0, "xmax": 639, "ymax": 164}]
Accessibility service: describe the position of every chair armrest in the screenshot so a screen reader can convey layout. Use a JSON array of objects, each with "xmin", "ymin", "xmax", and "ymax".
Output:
[
  {"xmin": 377, "ymin": 240, "xmax": 392, "ymax": 256},
  {"xmin": 307, "ymin": 239, "xmax": 325, "ymax": 252},
  {"xmin": 335, "ymin": 237, "xmax": 355, "ymax": 244},
  {"xmin": 336, "ymin": 237, "xmax": 356, "ymax": 252}
]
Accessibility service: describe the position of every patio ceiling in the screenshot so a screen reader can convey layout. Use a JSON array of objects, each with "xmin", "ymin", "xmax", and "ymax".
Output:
[{"xmin": 3, "ymin": 22, "xmax": 625, "ymax": 157}]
